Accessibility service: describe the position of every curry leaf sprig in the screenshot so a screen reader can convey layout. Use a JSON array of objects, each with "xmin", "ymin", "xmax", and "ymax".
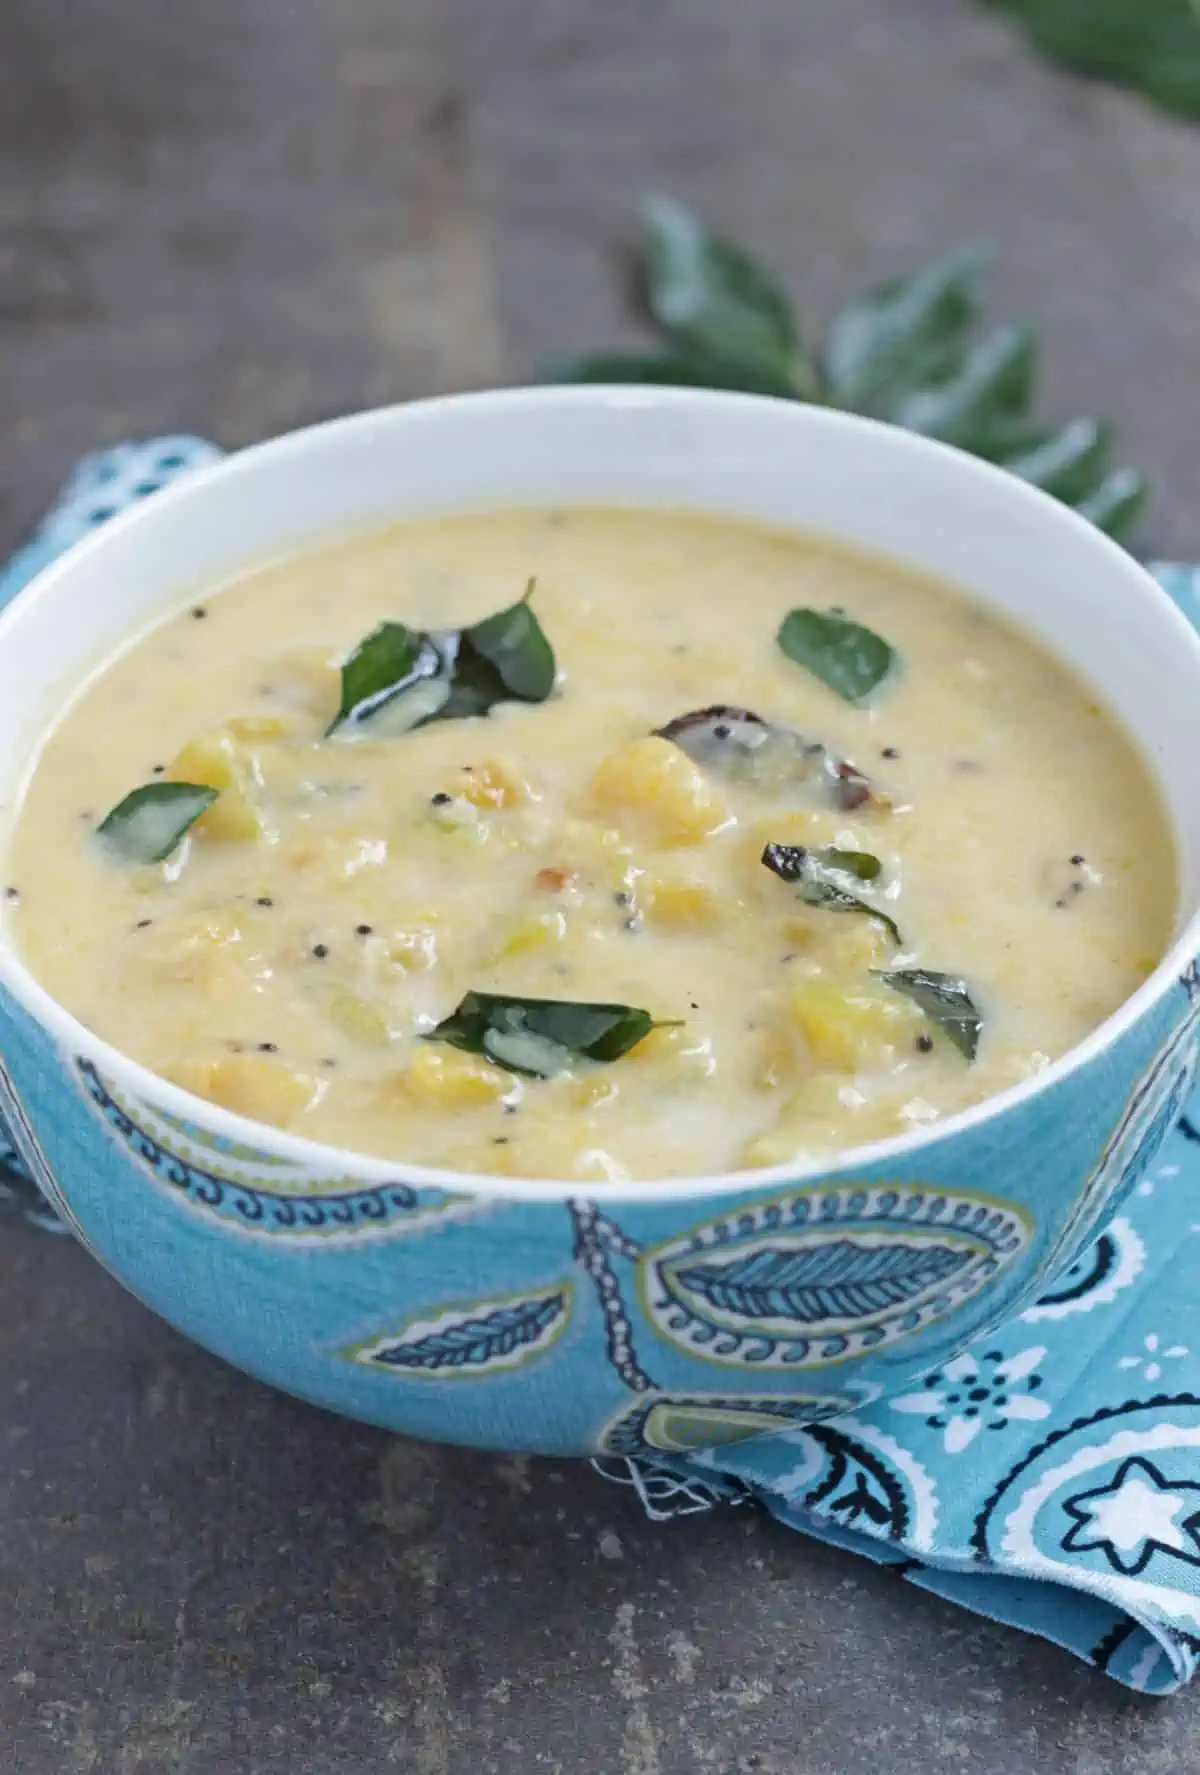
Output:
[
  {"xmin": 329, "ymin": 580, "xmax": 556, "ymax": 738},
  {"xmin": 549, "ymin": 197, "xmax": 1149, "ymax": 541},
  {"xmin": 984, "ymin": 0, "xmax": 1200, "ymax": 123},
  {"xmin": 425, "ymin": 992, "xmax": 676, "ymax": 1078}
]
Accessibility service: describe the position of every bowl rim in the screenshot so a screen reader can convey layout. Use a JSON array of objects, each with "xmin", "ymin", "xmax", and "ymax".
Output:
[{"xmin": 2, "ymin": 383, "xmax": 1198, "ymax": 1204}]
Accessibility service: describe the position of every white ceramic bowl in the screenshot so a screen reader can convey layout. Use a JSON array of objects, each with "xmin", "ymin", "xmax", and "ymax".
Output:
[{"xmin": 0, "ymin": 388, "xmax": 1197, "ymax": 1458}]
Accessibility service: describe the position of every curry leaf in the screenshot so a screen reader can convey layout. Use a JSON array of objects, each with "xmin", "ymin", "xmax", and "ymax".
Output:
[
  {"xmin": 762, "ymin": 843, "xmax": 901, "ymax": 944},
  {"xmin": 999, "ymin": 421, "xmax": 1148, "ymax": 536},
  {"xmin": 455, "ymin": 580, "xmax": 557, "ymax": 707},
  {"xmin": 1072, "ymin": 467, "xmax": 1151, "ymax": 542},
  {"xmin": 891, "ymin": 324, "xmax": 1037, "ymax": 457},
  {"xmin": 986, "ymin": 0, "xmax": 1200, "ymax": 123},
  {"xmin": 875, "ymin": 968, "xmax": 982, "ymax": 1060},
  {"xmin": 1001, "ymin": 417, "xmax": 1112, "ymax": 504},
  {"xmin": 328, "ymin": 621, "xmax": 449, "ymax": 736},
  {"xmin": 641, "ymin": 195, "xmax": 814, "ymax": 390},
  {"xmin": 330, "ymin": 590, "xmax": 556, "ymax": 736},
  {"xmin": 425, "ymin": 992, "xmax": 666, "ymax": 1077},
  {"xmin": 777, "ymin": 609, "xmax": 896, "ymax": 703},
  {"xmin": 761, "ymin": 843, "xmax": 883, "ymax": 884},
  {"xmin": 797, "ymin": 881, "xmax": 902, "ymax": 945},
  {"xmin": 823, "ymin": 248, "xmax": 986, "ymax": 413},
  {"xmin": 96, "ymin": 782, "xmax": 218, "ymax": 864},
  {"xmin": 545, "ymin": 350, "xmax": 798, "ymax": 399},
  {"xmin": 815, "ymin": 846, "xmax": 883, "ymax": 882}
]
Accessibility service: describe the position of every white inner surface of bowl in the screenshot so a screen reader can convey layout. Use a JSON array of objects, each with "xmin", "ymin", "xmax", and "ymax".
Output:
[{"xmin": 0, "ymin": 386, "xmax": 1197, "ymax": 1199}]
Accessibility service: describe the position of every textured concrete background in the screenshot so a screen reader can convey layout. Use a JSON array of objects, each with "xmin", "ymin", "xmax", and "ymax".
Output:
[{"xmin": 3, "ymin": 2, "xmax": 1200, "ymax": 1769}]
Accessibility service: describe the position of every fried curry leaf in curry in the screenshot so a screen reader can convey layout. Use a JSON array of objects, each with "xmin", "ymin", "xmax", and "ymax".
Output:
[
  {"xmin": 876, "ymin": 967, "xmax": 983, "ymax": 1061},
  {"xmin": 776, "ymin": 608, "xmax": 896, "ymax": 704},
  {"xmin": 329, "ymin": 581, "xmax": 556, "ymax": 737},
  {"xmin": 761, "ymin": 842, "xmax": 902, "ymax": 946},
  {"xmin": 95, "ymin": 782, "xmax": 219, "ymax": 864},
  {"xmin": 425, "ymin": 992, "xmax": 672, "ymax": 1078}
]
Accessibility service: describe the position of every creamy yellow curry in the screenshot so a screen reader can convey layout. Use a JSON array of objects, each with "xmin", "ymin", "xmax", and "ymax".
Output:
[{"xmin": 7, "ymin": 507, "xmax": 1176, "ymax": 1180}]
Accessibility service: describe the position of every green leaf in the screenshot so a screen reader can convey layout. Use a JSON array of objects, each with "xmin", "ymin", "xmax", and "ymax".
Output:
[
  {"xmin": 1001, "ymin": 417, "xmax": 1112, "ymax": 505},
  {"xmin": 424, "ymin": 992, "xmax": 665, "ymax": 1077},
  {"xmin": 640, "ymin": 195, "xmax": 812, "ymax": 388},
  {"xmin": 330, "ymin": 590, "xmax": 557, "ymax": 737},
  {"xmin": 544, "ymin": 349, "xmax": 799, "ymax": 399},
  {"xmin": 875, "ymin": 968, "xmax": 982, "ymax": 1060},
  {"xmin": 95, "ymin": 782, "xmax": 218, "ymax": 864},
  {"xmin": 762, "ymin": 843, "xmax": 901, "ymax": 945},
  {"xmin": 823, "ymin": 248, "xmax": 986, "ymax": 413},
  {"xmin": 328, "ymin": 621, "xmax": 449, "ymax": 736},
  {"xmin": 815, "ymin": 847, "xmax": 883, "ymax": 882},
  {"xmin": 553, "ymin": 208, "xmax": 1153, "ymax": 545},
  {"xmin": 777, "ymin": 609, "xmax": 896, "ymax": 703},
  {"xmin": 987, "ymin": 0, "xmax": 1200, "ymax": 123},
  {"xmin": 891, "ymin": 324, "xmax": 1038, "ymax": 456},
  {"xmin": 1072, "ymin": 467, "xmax": 1151, "ymax": 541},
  {"xmin": 450, "ymin": 580, "xmax": 557, "ymax": 709}
]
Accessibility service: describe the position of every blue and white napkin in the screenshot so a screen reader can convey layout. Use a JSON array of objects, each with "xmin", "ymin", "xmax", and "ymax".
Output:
[{"xmin": 5, "ymin": 439, "xmax": 1200, "ymax": 1693}]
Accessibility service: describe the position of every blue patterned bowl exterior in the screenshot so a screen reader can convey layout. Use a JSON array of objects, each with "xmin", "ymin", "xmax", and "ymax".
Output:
[{"xmin": 0, "ymin": 963, "xmax": 1196, "ymax": 1458}]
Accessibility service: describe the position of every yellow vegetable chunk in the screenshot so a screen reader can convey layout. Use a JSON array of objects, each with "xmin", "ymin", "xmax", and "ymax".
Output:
[
  {"xmin": 324, "ymin": 990, "xmax": 393, "ymax": 1048},
  {"xmin": 226, "ymin": 714, "xmax": 294, "ymax": 742},
  {"xmin": 789, "ymin": 978, "xmax": 923, "ymax": 1071},
  {"xmin": 627, "ymin": 1022, "xmax": 716, "ymax": 1077},
  {"xmin": 641, "ymin": 866, "xmax": 723, "ymax": 930},
  {"xmin": 589, "ymin": 735, "xmax": 731, "ymax": 847},
  {"xmin": 741, "ymin": 1075, "xmax": 909, "ymax": 1166},
  {"xmin": 167, "ymin": 1054, "xmax": 322, "ymax": 1125},
  {"xmin": 405, "ymin": 1043, "xmax": 515, "ymax": 1108},
  {"xmin": 168, "ymin": 727, "xmax": 262, "ymax": 841},
  {"xmin": 385, "ymin": 927, "xmax": 439, "ymax": 972},
  {"xmin": 822, "ymin": 917, "xmax": 896, "ymax": 973},
  {"xmin": 453, "ymin": 758, "xmax": 534, "ymax": 810},
  {"xmin": 496, "ymin": 909, "xmax": 569, "ymax": 959},
  {"xmin": 140, "ymin": 909, "xmax": 245, "ymax": 986}
]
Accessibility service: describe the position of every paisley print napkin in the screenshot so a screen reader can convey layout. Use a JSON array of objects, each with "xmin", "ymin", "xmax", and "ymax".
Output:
[{"xmin": 4, "ymin": 440, "xmax": 1200, "ymax": 1692}]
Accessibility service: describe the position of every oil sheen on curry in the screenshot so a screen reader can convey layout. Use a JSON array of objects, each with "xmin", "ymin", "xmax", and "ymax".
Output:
[{"xmin": 8, "ymin": 508, "xmax": 1176, "ymax": 1181}]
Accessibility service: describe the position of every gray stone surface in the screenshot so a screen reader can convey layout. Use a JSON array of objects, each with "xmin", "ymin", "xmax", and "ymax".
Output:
[{"xmin": 3, "ymin": 1, "xmax": 1200, "ymax": 1768}]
